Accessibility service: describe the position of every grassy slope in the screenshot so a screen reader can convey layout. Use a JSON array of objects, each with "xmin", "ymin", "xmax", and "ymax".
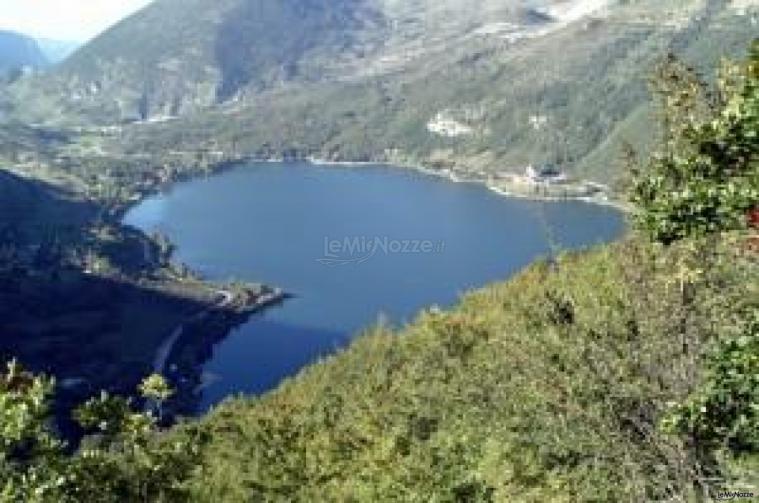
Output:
[{"xmin": 183, "ymin": 237, "xmax": 756, "ymax": 501}]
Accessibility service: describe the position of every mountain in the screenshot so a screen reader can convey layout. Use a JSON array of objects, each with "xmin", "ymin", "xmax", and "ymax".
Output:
[
  {"xmin": 8, "ymin": 0, "xmax": 759, "ymax": 183},
  {"xmin": 0, "ymin": 30, "xmax": 47, "ymax": 72},
  {"xmin": 16, "ymin": 0, "xmax": 597, "ymax": 118},
  {"xmin": 36, "ymin": 38, "xmax": 80, "ymax": 65}
]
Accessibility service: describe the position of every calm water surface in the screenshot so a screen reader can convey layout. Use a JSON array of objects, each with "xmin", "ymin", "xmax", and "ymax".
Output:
[{"xmin": 124, "ymin": 162, "xmax": 625, "ymax": 410}]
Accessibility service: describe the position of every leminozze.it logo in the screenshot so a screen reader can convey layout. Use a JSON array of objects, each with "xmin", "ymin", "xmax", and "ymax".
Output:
[
  {"xmin": 318, "ymin": 236, "xmax": 445, "ymax": 266},
  {"xmin": 713, "ymin": 490, "xmax": 756, "ymax": 501}
]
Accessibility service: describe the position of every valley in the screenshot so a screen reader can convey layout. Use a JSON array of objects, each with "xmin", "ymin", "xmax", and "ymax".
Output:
[
  {"xmin": 0, "ymin": 0, "xmax": 755, "ymax": 432},
  {"xmin": 0, "ymin": 0, "xmax": 756, "ymax": 500},
  {"xmin": 4, "ymin": 0, "xmax": 756, "ymax": 188}
]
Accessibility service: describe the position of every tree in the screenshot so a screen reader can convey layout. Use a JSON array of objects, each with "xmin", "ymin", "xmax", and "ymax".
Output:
[
  {"xmin": 627, "ymin": 40, "xmax": 759, "ymax": 486},
  {"xmin": 0, "ymin": 362, "xmax": 203, "ymax": 502},
  {"xmin": 139, "ymin": 374, "xmax": 174, "ymax": 422},
  {"xmin": 630, "ymin": 41, "xmax": 759, "ymax": 245}
]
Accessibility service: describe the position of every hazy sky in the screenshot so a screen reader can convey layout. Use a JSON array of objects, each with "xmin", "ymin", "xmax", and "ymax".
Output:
[{"xmin": 0, "ymin": 0, "xmax": 153, "ymax": 41}]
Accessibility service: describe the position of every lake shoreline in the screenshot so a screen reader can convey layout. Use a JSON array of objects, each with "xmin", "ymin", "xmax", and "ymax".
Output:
[
  {"xmin": 117, "ymin": 155, "xmax": 627, "ymax": 405},
  {"xmin": 125, "ymin": 160, "xmax": 626, "ymax": 409},
  {"xmin": 113, "ymin": 153, "xmax": 630, "ymax": 220},
  {"xmin": 305, "ymin": 157, "xmax": 632, "ymax": 212}
]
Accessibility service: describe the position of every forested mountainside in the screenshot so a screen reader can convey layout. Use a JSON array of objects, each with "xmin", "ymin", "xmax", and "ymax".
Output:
[{"xmin": 5, "ymin": 0, "xmax": 757, "ymax": 182}]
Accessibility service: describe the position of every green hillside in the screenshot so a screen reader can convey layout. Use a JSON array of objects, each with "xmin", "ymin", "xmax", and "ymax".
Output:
[
  {"xmin": 6, "ymin": 0, "xmax": 757, "ymax": 183},
  {"xmin": 185, "ymin": 238, "xmax": 757, "ymax": 501},
  {"xmin": 4, "ymin": 235, "xmax": 757, "ymax": 501}
]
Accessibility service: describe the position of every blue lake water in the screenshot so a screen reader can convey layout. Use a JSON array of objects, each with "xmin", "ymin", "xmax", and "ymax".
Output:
[{"xmin": 124, "ymin": 162, "xmax": 626, "ymax": 410}]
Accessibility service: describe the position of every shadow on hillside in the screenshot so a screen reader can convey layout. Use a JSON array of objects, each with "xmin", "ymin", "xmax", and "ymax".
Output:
[
  {"xmin": 0, "ymin": 168, "xmax": 97, "ymax": 241},
  {"xmin": 0, "ymin": 269, "xmax": 207, "ymax": 387},
  {"xmin": 0, "ymin": 169, "xmax": 255, "ymax": 437}
]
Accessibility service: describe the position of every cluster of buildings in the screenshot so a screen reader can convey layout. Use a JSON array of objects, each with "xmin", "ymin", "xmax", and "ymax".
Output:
[
  {"xmin": 426, "ymin": 113, "xmax": 474, "ymax": 138},
  {"xmin": 488, "ymin": 164, "xmax": 568, "ymax": 185},
  {"xmin": 524, "ymin": 164, "xmax": 568, "ymax": 184}
]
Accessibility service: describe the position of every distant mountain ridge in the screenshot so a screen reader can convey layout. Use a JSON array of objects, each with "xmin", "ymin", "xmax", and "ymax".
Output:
[
  {"xmin": 7, "ymin": 0, "xmax": 759, "ymax": 183},
  {"xmin": 0, "ymin": 30, "xmax": 47, "ymax": 72},
  {"xmin": 44, "ymin": 0, "xmax": 595, "ymax": 118}
]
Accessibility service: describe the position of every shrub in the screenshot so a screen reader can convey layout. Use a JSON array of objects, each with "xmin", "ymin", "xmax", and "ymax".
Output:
[
  {"xmin": 0, "ymin": 365, "xmax": 203, "ymax": 502},
  {"xmin": 630, "ymin": 41, "xmax": 759, "ymax": 244}
]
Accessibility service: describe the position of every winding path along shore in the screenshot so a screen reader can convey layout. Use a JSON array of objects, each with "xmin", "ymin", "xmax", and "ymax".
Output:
[
  {"xmin": 151, "ymin": 288, "xmax": 288, "ymax": 375},
  {"xmin": 152, "ymin": 290, "xmax": 234, "ymax": 374}
]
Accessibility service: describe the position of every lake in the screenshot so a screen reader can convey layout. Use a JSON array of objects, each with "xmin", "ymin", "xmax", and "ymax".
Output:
[{"xmin": 124, "ymin": 161, "xmax": 626, "ymax": 410}]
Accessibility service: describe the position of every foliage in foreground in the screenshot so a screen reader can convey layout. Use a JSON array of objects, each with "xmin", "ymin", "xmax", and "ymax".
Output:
[
  {"xmin": 3, "ymin": 237, "xmax": 756, "ymax": 501},
  {"xmin": 184, "ymin": 237, "xmax": 756, "ymax": 501},
  {"xmin": 631, "ymin": 39, "xmax": 759, "ymax": 458},
  {"xmin": 630, "ymin": 41, "xmax": 758, "ymax": 243},
  {"xmin": 0, "ymin": 369, "xmax": 203, "ymax": 502}
]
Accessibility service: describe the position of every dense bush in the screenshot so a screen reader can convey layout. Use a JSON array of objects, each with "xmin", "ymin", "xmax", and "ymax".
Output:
[
  {"xmin": 628, "ymin": 40, "xmax": 759, "ymax": 458},
  {"xmin": 0, "ymin": 366, "xmax": 203, "ymax": 502},
  {"xmin": 662, "ymin": 309, "xmax": 759, "ymax": 452},
  {"xmin": 630, "ymin": 41, "xmax": 758, "ymax": 243},
  {"xmin": 630, "ymin": 38, "xmax": 759, "ymax": 494}
]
